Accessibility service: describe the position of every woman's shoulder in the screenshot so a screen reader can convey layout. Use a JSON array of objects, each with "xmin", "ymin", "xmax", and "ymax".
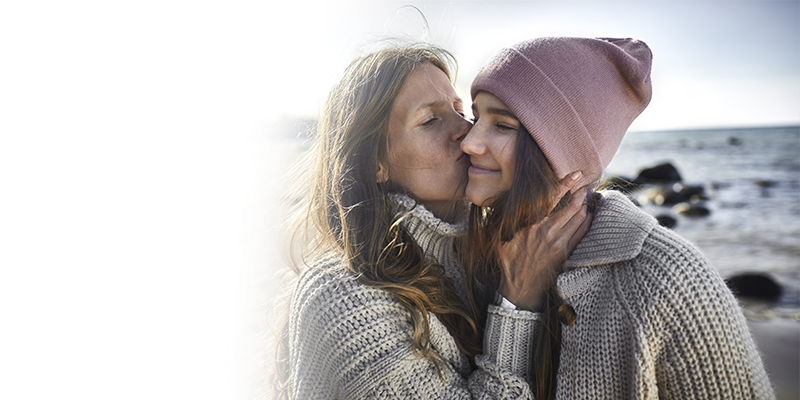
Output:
[
  {"xmin": 290, "ymin": 253, "xmax": 409, "ymax": 329},
  {"xmin": 293, "ymin": 253, "xmax": 351, "ymax": 298}
]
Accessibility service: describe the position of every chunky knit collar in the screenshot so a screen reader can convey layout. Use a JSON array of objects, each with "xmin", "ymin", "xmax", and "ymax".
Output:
[
  {"xmin": 559, "ymin": 190, "xmax": 658, "ymax": 299},
  {"xmin": 566, "ymin": 190, "xmax": 657, "ymax": 268},
  {"xmin": 388, "ymin": 193, "xmax": 470, "ymax": 306},
  {"xmin": 388, "ymin": 193, "xmax": 468, "ymax": 238}
]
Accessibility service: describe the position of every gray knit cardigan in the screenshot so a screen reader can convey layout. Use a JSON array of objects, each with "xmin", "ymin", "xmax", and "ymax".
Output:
[
  {"xmin": 551, "ymin": 190, "xmax": 774, "ymax": 399},
  {"xmin": 288, "ymin": 193, "xmax": 538, "ymax": 399}
]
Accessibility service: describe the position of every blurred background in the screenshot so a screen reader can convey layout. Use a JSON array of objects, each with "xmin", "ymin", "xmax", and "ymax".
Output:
[{"xmin": 1, "ymin": 1, "xmax": 798, "ymax": 399}]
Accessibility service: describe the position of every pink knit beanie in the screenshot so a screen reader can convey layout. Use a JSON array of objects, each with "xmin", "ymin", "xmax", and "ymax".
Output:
[{"xmin": 471, "ymin": 37, "xmax": 653, "ymax": 190}]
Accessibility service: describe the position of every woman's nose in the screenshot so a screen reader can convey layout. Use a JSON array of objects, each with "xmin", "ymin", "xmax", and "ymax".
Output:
[{"xmin": 451, "ymin": 115, "xmax": 471, "ymax": 143}]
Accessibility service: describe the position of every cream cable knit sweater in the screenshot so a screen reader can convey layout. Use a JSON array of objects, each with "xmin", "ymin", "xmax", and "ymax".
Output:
[
  {"xmin": 551, "ymin": 190, "xmax": 774, "ymax": 399},
  {"xmin": 288, "ymin": 193, "xmax": 539, "ymax": 399}
]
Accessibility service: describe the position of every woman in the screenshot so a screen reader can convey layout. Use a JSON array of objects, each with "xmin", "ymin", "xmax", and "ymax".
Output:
[
  {"xmin": 461, "ymin": 36, "xmax": 775, "ymax": 399},
  {"xmin": 275, "ymin": 43, "xmax": 590, "ymax": 399}
]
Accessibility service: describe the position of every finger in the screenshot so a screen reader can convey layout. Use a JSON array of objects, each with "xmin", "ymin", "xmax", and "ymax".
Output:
[
  {"xmin": 546, "ymin": 186, "xmax": 588, "ymax": 231},
  {"xmin": 552, "ymin": 171, "xmax": 583, "ymax": 206},
  {"xmin": 566, "ymin": 206, "xmax": 593, "ymax": 254},
  {"xmin": 561, "ymin": 202, "xmax": 588, "ymax": 237},
  {"xmin": 550, "ymin": 201, "xmax": 586, "ymax": 250}
]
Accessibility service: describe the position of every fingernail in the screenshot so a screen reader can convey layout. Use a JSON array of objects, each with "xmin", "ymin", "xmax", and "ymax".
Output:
[{"xmin": 571, "ymin": 171, "xmax": 582, "ymax": 180}]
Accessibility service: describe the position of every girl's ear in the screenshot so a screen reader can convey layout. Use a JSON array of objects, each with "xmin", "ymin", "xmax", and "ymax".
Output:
[{"xmin": 376, "ymin": 160, "xmax": 389, "ymax": 183}]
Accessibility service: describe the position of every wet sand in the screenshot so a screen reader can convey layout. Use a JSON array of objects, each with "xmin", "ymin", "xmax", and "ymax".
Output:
[
  {"xmin": 232, "ymin": 142, "xmax": 800, "ymax": 400},
  {"xmin": 748, "ymin": 319, "xmax": 800, "ymax": 400}
]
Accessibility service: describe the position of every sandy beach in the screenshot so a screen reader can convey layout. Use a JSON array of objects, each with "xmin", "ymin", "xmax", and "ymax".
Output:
[
  {"xmin": 748, "ymin": 319, "xmax": 800, "ymax": 399},
  {"xmin": 232, "ymin": 142, "xmax": 800, "ymax": 400}
]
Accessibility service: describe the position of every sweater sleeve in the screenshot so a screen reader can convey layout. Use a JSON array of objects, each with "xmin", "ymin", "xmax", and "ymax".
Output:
[
  {"xmin": 471, "ymin": 305, "xmax": 541, "ymax": 398},
  {"xmin": 640, "ymin": 227, "xmax": 775, "ymax": 400},
  {"xmin": 288, "ymin": 266, "xmax": 541, "ymax": 399}
]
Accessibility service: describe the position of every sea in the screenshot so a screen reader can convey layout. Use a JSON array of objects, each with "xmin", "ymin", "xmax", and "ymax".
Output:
[
  {"xmin": 604, "ymin": 125, "xmax": 800, "ymax": 320},
  {"xmin": 259, "ymin": 124, "xmax": 800, "ymax": 320}
]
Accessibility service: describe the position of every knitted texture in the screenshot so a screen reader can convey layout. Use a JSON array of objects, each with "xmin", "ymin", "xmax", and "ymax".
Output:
[
  {"xmin": 552, "ymin": 191, "xmax": 775, "ymax": 399},
  {"xmin": 389, "ymin": 193, "xmax": 471, "ymax": 309},
  {"xmin": 288, "ymin": 194, "xmax": 541, "ymax": 399},
  {"xmin": 471, "ymin": 37, "xmax": 652, "ymax": 190}
]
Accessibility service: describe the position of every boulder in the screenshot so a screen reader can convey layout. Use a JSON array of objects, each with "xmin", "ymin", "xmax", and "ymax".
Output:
[
  {"xmin": 633, "ymin": 162, "xmax": 683, "ymax": 184},
  {"xmin": 655, "ymin": 214, "xmax": 677, "ymax": 229},
  {"xmin": 724, "ymin": 273, "xmax": 782, "ymax": 301}
]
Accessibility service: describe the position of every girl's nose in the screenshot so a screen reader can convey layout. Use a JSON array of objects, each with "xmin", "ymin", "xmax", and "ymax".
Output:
[{"xmin": 460, "ymin": 128, "xmax": 485, "ymax": 155}]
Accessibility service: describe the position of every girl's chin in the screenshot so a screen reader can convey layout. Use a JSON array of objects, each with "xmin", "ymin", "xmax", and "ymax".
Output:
[{"xmin": 465, "ymin": 191, "xmax": 499, "ymax": 207}]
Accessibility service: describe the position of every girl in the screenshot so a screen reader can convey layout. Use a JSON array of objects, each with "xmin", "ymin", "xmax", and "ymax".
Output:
[
  {"xmin": 275, "ymin": 43, "xmax": 590, "ymax": 399},
  {"xmin": 462, "ymin": 36, "xmax": 774, "ymax": 399}
]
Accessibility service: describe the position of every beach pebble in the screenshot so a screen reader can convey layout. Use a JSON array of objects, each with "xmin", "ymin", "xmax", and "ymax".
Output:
[
  {"xmin": 643, "ymin": 183, "xmax": 708, "ymax": 205},
  {"xmin": 755, "ymin": 179, "xmax": 778, "ymax": 188},
  {"xmin": 728, "ymin": 136, "xmax": 743, "ymax": 145},
  {"xmin": 673, "ymin": 202, "xmax": 711, "ymax": 217}
]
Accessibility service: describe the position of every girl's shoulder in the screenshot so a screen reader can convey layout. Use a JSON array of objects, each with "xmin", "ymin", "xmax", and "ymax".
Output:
[
  {"xmin": 566, "ymin": 190, "xmax": 658, "ymax": 268},
  {"xmin": 563, "ymin": 190, "xmax": 721, "ymax": 298}
]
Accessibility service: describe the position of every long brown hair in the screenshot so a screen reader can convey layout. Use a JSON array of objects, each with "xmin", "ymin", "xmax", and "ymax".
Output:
[
  {"xmin": 272, "ymin": 43, "xmax": 480, "ymax": 399},
  {"xmin": 464, "ymin": 125, "xmax": 569, "ymax": 400}
]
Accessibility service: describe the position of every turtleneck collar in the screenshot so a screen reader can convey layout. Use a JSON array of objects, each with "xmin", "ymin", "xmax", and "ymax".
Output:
[
  {"xmin": 388, "ymin": 193, "xmax": 468, "ymax": 239},
  {"xmin": 388, "ymin": 193, "xmax": 470, "ymax": 307}
]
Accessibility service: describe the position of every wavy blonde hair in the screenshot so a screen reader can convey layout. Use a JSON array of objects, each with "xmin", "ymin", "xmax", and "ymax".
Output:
[{"xmin": 272, "ymin": 42, "xmax": 481, "ymax": 399}]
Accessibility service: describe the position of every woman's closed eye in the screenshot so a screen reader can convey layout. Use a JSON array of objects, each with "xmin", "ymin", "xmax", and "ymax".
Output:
[{"xmin": 422, "ymin": 117, "xmax": 438, "ymax": 127}]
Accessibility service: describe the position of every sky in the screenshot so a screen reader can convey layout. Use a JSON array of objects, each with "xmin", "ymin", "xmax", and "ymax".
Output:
[
  {"xmin": 0, "ymin": 1, "xmax": 798, "ymax": 399},
  {"xmin": 269, "ymin": 1, "xmax": 800, "ymax": 132}
]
